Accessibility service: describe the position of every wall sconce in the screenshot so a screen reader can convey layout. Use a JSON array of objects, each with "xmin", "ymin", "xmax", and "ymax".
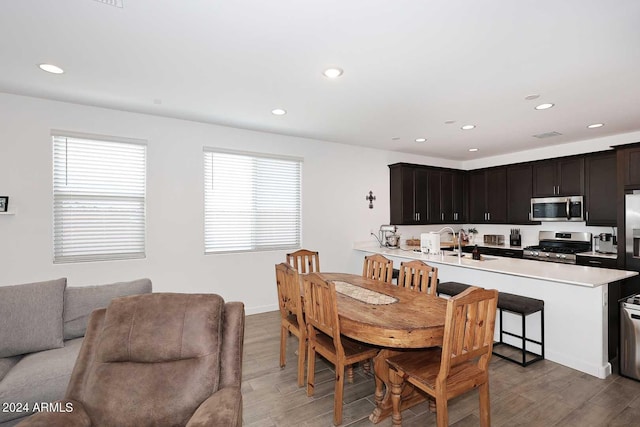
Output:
[{"xmin": 366, "ymin": 191, "xmax": 376, "ymax": 209}]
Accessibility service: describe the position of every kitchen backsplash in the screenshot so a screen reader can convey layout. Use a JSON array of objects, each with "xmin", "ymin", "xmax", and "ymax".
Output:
[{"xmin": 393, "ymin": 222, "xmax": 617, "ymax": 249}]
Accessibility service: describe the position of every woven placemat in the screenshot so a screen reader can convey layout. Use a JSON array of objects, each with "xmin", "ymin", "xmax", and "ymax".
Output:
[{"xmin": 333, "ymin": 281, "xmax": 398, "ymax": 305}]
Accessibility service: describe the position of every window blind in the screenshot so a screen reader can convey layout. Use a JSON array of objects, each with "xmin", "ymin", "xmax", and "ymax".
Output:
[
  {"xmin": 53, "ymin": 135, "xmax": 146, "ymax": 263},
  {"xmin": 204, "ymin": 148, "xmax": 302, "ymax": 253}
]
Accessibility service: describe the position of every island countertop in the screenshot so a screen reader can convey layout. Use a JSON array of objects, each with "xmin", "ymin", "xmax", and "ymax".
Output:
[{"xmin": 353, "ymin": 242, "xmax": 637, "ymax": 288}]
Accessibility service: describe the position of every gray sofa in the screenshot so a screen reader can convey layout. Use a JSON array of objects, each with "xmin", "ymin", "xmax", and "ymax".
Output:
[{"xmin": 0, "ymin": 278, "xmax": 152, "ymax": 427}]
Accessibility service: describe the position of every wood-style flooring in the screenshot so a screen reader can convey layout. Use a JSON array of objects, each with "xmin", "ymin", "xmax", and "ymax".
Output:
[{"xmin": 242, "ymin": 310, "xmax": 640, "ymax": 426}]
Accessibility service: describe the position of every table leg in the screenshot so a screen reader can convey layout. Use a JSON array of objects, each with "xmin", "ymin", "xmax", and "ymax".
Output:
[{"xmin": 368, "ymin": 349, "xmax": 427, "ymax": 423}]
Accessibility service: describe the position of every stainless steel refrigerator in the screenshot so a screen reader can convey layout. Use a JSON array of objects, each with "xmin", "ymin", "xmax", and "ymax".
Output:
[
  {"xmin": 622, "ymin": 191, "xmax": 640, "ymax": 379},
  {"xmin": 626, "ymin": 192, "xmax": 640, "ymax": 272}
]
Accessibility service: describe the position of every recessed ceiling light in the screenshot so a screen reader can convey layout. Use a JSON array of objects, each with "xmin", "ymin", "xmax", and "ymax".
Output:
[
  {"xmin": 469, "ymin": 148, "xmax": 479, "ymax": 152},
  {"xmin": 391, "ymin": 137, "xmax": 400, "ymax": 141},
  {"xmin": 444, "ymin": 120, "xmax": 456, "ymax": 125},
  {"xmin": 524, "ymin": 94, "xmax": 540, "ymax": 101},
  {"xmin": 587, "ymin": 123, "xmax": 604, "ymax": 129},
  {"xmin": 461, "ymin": 125, "xmax": 476, "ymax": 130},
  {"xmin": 38, "ymin": 63, "xmax": 64, "ymax": 74},
  {"xmin": 415, "ymin": 138, "xmax": 427, "ymax": 143},
  {"xmin": 535, "ymin": 103, "xmax": 555, "ymax": 110},
  {"xmin": 271, "ymin": 108, "xmax": 287, "ymax": 116},
  {"xmin": 323, "ymin": 68, "xmax": 343, "ymax": 78}
]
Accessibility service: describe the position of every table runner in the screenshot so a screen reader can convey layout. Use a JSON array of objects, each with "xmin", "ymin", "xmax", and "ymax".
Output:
[{"xmin": 333, "ymin": 281, "xmax": 398, "ymax": 305}]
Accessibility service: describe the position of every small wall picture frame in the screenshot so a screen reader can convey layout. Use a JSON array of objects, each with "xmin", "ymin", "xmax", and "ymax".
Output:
[{"xmin": 0, "ymin": 196, "xmax": 8, "ymax": 212}]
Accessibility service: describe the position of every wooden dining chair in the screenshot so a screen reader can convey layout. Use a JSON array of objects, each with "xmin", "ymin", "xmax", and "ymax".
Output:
[
  {"xmin": 397, "ymin": 260, "xmax": 438, "ymax": 295},
  {"xmin": 362, "ymin": 254, "xmax": 394, "ymax": 284},
  {"xmin": 386, "ymin": 286, "xmax": 499, "ymax": 427},
  {"xmin": 287, "ymin": 249, "xmax": 320, "ymax": 274},
  {"xmin": 303, "ymin": 273, "xmax": 379, "ymax": 426},
  {"xmin": 275, "ymin": 262, "xmax": 307, "ymax": 387}
]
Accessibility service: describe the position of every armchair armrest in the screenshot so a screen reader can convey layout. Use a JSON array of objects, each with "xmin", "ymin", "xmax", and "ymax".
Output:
[
  {"xmin": 16, "ymin": 400, "xmax": 90, "ymax": 427},
  {"xmin": 186, "ymin": 386, "xmax": 242, "ymax": 427}
]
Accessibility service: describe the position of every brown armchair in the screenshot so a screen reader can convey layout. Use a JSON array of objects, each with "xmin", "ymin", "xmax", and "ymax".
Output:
[{"xmin": 17, "ymin": 293, "xmax": 245, "ymax": 427}]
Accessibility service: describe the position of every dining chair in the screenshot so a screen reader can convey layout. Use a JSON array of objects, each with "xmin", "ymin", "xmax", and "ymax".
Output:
[
  {"xmin": 303, "ymin": 273, "xmax": 379, "ymax": 426},
  {"xmin": 275, "ymin": 262, "xmax": 307, "ymax": 387},
  {"xmin": 362, "ymin": 254, "xmax": 394, "ymax": 284},
  {"xmin": 286, "ymin": 249, "xmax": 320, "ymax": 274},
  {"xmin": 386, "ymin": 286, "xmax": 499, "ymax": 427},
  {"xmin": 397, "ymin": 260, "xmax": 438, "ymax": 295}
]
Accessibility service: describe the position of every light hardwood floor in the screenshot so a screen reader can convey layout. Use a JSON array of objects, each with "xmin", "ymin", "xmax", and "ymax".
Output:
[{"xmin": 242, "ymin": 310, "xmax": 640, "ymax": 426}]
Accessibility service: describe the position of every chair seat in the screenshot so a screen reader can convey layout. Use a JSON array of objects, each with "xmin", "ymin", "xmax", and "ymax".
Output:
[
  {"xmin": 387, "ymin": 349, "xmax": 486, "ymax": 400},
  {"xmin": 498, "ymin": 292, "xmax": 544, "ymax": 315},
  {"xmin": 314, "ymin": 332, "xmax": 379, "ymax": 362}
]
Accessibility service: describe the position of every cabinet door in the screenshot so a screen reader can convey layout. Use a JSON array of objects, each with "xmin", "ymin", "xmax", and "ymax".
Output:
[
  {"xmin": 624, "ymin": 147, "xmax": 640, "ymax": 187},
  {"xmin": 585, "ymin": 152, "xmax": 616, "ymax": 226},
  {"xmin": 507, "ymin": 164, "xmax": 535, "ymax": 224},
  {"xmin": 532, "ymin": 161, "xmax": 558, "ymax": 197},
  {"xmin": 440, "ymin": 171, "xmax": 454, "ymax": 222},
  {"xmin": 427, "ymin": 170, "xmax": 443, "ymax": 223},
  {"xmin": 451, "ymin": 171, "xmax": 467, "ymax": 222},
  {"xmin": 414, "ymin": 168, "xmax": 429, "ymax": 224},
  {"xmin": 390, "ymin": 165, "xmax": 420, "ymax": 225},
  {"xmin": 469, "ymin": 170, "xmax": 487, "ymax": 223},
  {"xmin": 558, "ymin": 157, "xmax": 584, "ymax": 195},
  {"xmin": 486, "ymin": 168, "xmax": 507, "ymax": 223}
]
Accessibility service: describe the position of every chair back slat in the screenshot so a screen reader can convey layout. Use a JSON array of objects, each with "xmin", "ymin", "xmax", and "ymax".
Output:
[
  {"xmin": 362, "ymin": 254, "xmax": 394, "ymax": 284},
  {"xmin": 287, "ymin": 249, "xmax": 320, "ymax": 274},
  {"xmin": 275, "ymin": 263, "xmax": 304, "ymax": 325},
  {"xmin": 397, "ymin": 260, "xmax": 438, "ymax": 294},
  {"xmin": 303, "ymin": 273, "xmax": 344, "ymax": 357},
  {"xmin": 438, "ymin": 287, "xmax": 498, "ymax": 380}
]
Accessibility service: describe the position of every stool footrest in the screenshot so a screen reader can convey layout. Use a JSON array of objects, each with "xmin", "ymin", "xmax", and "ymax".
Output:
[{"xmin": 493, "ymin": 342, "xmax": 544, "ymax": 367}]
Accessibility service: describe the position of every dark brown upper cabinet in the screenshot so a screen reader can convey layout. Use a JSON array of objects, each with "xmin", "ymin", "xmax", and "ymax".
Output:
[
  {"xmin": 620, "ymin": 145, "xmax": 640, "ymax": 188},
  {"xmin": 469, "ymin": 167, "xmax": 507, "ymax": 223},
  {"xmin": 585, "ymin": 151, "xmax": 616, "ymax": 226},
  {"xmin": 389, "ymin": 164, "xmax": 428, "ymax": 224},
  {"xmin": 506, "ymin": 163, "xmax": 539, "ymax": 224},
  {"xmin": 389, "ymin": 163, "xmax": 467, "ymax": 225},
  {"xmin": 532, "ymin": 157, "xmax": 584, "ymax": 197}
]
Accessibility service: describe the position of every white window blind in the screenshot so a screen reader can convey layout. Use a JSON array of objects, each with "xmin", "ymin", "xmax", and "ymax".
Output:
[
  {"xmin": 204, "ymin": 148, "xmax": 302, "ymax": 253},
  {"xmin": 53, "ymin": 134, "xmax": 146, "ymax": 263}
]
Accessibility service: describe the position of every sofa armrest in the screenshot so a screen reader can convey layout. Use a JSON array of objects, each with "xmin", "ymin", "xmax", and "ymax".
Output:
[
  {"xmin": 186, "ymin": 386, "xmax": 242, "ymax": 427},
  {"xmin": 16, "ymin": 400, "xmax": 90, "ymax": 427},
  {"xmin": 220, "ymin": 302, "xmax": 245, "ymax": 389}
]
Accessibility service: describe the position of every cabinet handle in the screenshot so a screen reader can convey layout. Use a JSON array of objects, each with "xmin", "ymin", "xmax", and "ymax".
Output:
[
  {"xmin": 588, "ymin": 260, "xmax": 602, "ymax": 265},
  {"xmin": 441, "ymin": 212, "xmax": 444, "ymax": 221},
  {"xmin": 586, "ymin": 211, "xmax": 589, "ymax": 222},
  {"xmin": 488, "ymin": 212, "xmax": 491, "ymax": 221},
  {"xmin": 418, "ymin": 213, "xmax": 420, "ymax": 221}
]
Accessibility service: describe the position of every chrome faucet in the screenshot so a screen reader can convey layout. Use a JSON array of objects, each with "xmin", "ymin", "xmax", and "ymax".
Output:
[{"xmin": 436, "ymin": 226, "xmax": 463, "ymax": 262}]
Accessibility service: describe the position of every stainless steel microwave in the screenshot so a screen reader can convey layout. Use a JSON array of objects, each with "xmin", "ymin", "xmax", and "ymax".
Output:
[{"xmin": 531, "ymin": 196, "xmax": 584, "ymax": 221}]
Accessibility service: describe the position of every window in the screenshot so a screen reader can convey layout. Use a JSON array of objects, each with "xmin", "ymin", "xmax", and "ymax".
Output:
[
  {"xmin": 52, "ymin": 133, "xmax": 146, "ymax": 263},
  {"xmin": 204, "ymin": 148, "xmax": 302, "ymax": 253}
]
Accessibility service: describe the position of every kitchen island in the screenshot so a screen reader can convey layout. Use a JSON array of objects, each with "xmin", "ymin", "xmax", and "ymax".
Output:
[{"xmin": 353, "ymin": 242, "xmax": 638, "ymax": 378}]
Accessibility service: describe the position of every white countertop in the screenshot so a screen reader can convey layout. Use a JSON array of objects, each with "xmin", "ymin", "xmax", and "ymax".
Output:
[{"xmin": 354, "ymin": 242, "xmax": 637, "ymax": 288}]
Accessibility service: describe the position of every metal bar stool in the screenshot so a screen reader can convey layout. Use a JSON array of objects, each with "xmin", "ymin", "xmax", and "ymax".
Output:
[{"xmin": 493, "ymin": 292, "xmax": 545, "ymax": 367}]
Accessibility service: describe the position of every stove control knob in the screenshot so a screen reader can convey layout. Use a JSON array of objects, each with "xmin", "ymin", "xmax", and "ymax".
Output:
[
  {"xmin": 560, "ymin": 254, "xmax": 566, "ymax": 259},
  {"xmin": 545, "ymin": 253, "xmax": 550, "ymax": 257},
  {"xmin": 533, "ymin": 251, "xmax": 538, "ymax": 256},
  {"xmin": 556, "ymin": 254, "xmax": 561, "ymax": 258}
]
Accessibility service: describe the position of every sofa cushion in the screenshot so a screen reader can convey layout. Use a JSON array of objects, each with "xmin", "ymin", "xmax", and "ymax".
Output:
[
  {"xmin": 0, "ymin": 356, "xmax": 21, "ymax": 383},
  {"xmin": 0, "ymin": 278, "xmax": 67, "ymax": 358},
  {"xmin": 63, "ymin": 278, "xmax": 152, "ymax": 340},
  {"xmin": 0, "ymin": 338, "xmax": 83, "ymax": 424}
]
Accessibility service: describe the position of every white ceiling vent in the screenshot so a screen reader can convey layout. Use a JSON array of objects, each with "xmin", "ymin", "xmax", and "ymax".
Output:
[
  {"xmin": 94, "ymin": 0, "xmax": 123, "ymax": 7},
  {"xmin": 533, "ymin": 131, "xmax": 563, "ymax": 139}
]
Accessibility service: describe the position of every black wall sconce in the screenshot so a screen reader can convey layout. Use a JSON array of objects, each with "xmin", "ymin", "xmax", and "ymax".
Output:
[{"xmin": 366, "ymin": 191, "xmax": 376, "ymax": 209}]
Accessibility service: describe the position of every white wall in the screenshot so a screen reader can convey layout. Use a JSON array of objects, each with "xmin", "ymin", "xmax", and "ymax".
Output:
[{"xmin": 0, "ymin": 93, "xmax": 458, "ymax": 314}]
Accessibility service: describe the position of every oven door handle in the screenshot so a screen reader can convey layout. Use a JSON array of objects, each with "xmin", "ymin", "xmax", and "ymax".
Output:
[{"xmin": 566, "ymin": 199, "xmax": 571, "ymax": 220}]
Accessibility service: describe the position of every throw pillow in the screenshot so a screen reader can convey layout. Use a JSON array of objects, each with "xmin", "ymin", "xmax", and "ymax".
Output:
[
  {"xmin": 63, "ymin": 278, "xmax": 152, "ymax": 340},
  {"xmin": 0, "ymin": 278, "xmax": 67, "ymax": 358}
]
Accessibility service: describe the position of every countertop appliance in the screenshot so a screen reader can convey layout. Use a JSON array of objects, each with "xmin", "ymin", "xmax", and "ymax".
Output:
[
  {"xmin": 523, "ymin": 231, "xmax": 592, "ymax": 264},
  {"xmin": 372, "ymin": 225, "xmax": 400, "ymax": 248},
  {"xmin": 620, "ymin": 294, "xmax": 640, "ymax": 380},
  {"xmin": 531, "ymin": 196, "xmax": 584, "ymax": 221},
  {"xmin": 596, "ymin": 233, "xmax": 617, "ymax": 254}
]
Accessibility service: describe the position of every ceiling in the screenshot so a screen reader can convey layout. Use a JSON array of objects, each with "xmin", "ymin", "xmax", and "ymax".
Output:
[{"xmin": 2, "ymin": 1, "xmax": 639, "ymax": 160}]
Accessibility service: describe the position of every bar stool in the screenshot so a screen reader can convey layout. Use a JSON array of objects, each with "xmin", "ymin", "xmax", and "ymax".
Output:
[
  {"xmin": 493, "ymin": 292, "xmax": 545, "ymax": 367},
  {"xmin": 436, "ymin": 281, "xmax": 471, "ymax": 297}
]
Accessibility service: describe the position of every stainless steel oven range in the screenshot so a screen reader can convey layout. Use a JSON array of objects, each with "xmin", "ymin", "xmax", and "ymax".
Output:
[{"xmin": 523, "ymin": 231, "xmax": 592, "ymax": 264}]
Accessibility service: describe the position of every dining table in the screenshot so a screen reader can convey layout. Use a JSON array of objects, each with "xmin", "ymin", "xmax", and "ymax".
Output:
[{"xmin": 311, "ymin": 272, "xmax": 448, "ymax": 423}]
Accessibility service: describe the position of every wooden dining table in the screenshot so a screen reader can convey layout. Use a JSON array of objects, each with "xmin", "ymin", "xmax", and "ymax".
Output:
[{"xmin": 312, "ymin": 272, "xmax": 448, "ymax": 423}]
